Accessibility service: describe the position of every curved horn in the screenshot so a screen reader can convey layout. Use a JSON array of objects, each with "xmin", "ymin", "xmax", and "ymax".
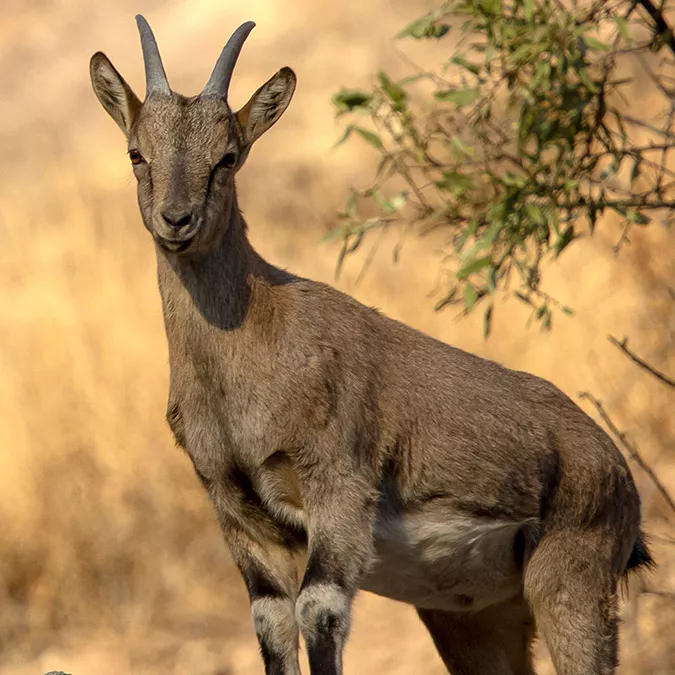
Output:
[
  {"xmin": 202, "ymin": 21, "xmax": 256, "ymax": 98},
  {"xmin": 136, "ymin": 15, "xmax": 170, "ymax": 96}
]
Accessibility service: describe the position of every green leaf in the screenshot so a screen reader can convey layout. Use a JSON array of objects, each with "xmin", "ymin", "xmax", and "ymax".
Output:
[
  {"xmin": 432, "ymin": 24, "xmax": 451, "ymax": 39},
  {"xmin": 554, "ymin": 225, "xmax": 576, "ymax": 257},
  {"xmin": 450, "ymin": 136, "xmax": 476, "ymax": 157},
  {"xmin": 487, "ymin": 265, "xmax": 498, "ymax": 292},
  {"xmin": 434, "ymin": 287, "xmax": 457, "ymax": 311},
  {"xmin": 435, "ymin": 87, "xmax": 480, "ymax": 107},
  {"xmin": 541, "ymin": 307, "xmax": 552, "ymax": 331},
  {"xmin": 525, "ymin": 203, "xmax": 546, "ymax": 226},
  {"xmin": 332, "ymin": 89, "xmax": 372, "ymax": 115},
  {"xmin": 334, "ymin": 124, "xmax": 354, "ymax": 147},
  {"xmin": 451, "ymin": 55, "xmax": 481, "ymax": 76},
  {"xmin": 322, "ymin": 225, "xmax": 347, "ymax": 243},
  {"xmin": 562, "ymin": 306, "xmax": 575, "ymax": 316},
  {"xmin": 548, "ymin": 206, "xmax": 560, "ymax": 236},
  {"xmin": 630, "ymin": 157, "xmax": 642, "ymax": 185},
  {"xmin": 396, "ymin": 15, "xmax": 433, "ymax": 39},
  {"xmin": 436, "ymin": 170, "xmax": 474, "ymax": 193},
  {"xmin": 482, "ymin": 221, "xmax": 502, "ymax": 247},
  {"xmin": 583, "ymin": 36, "xmax": 610, "ymax": 52},
  {"xmin": 396, "ymin": 15, "xmax": 450, "ymax": 40},
  {"xmin": 577, "ymin": 67, "xmax": 598, "ymax": 93},
  {"xmin": 485, "ymin": 43, "xmax": 495, "ymax": 71},
  {"xmin": 523, "ymin": 0, "xmax": 535, "ymax": 21},
  {"xmin": 479, "ymin": 0, "xmax": 501, "ymax": 16},
  {"xmin": 626, "ymin": 210, "xmax": 651, "ymax": 225},
  {"xmin": 397, "ymin": 72, "xmax": 435, "ymax": 85},
  {"xmin": 614, "ymin": 15, "xmax": 631, "ymax": 41},
  {"xmin": 464, "ymin": 284, "xmax": 478, "ymax": 312},
  {"xmin": 483, "ymin": 303, "xmax": 494, "ymax": 338},
  {"xmin": 353, "ymin": 126, "xmax": 384, "ymax": 149},
  {"xmin": 337, "ymin": 190, "xmax": 358, "ymax": 220},
  {"xmin": 378, "ymin": 71, "xmax": 407, "ymax": 111},
  {"xmin": 487, "ymin": 201, "xmax": 507, "ymax": 224},
  {"xmin": 458, "ymin": 255, "xmax": 492, "ymax": 279},
  {"xmin": 336, "ymin": 231, "xmax": 364, "ymax": 277},
  {"xmin": 531, "ymin": 61, "xmax": 552, "ymax": 91},
  {"xmin": 455, "ymin": 222, "xmax": 474, "ymax": 253}
]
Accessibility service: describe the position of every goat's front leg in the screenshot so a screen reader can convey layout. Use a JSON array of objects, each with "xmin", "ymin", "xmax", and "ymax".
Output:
[
  {"xmin": 213, "ymin": 490, "xmax": 301, "ymax": 675},
  {"xmin": 295, "ymin": 466, "xmax": 377, "ymax": 675}
]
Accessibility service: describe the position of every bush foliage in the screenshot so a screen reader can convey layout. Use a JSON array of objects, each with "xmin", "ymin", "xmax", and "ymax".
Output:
[{"xmin": 331, "ymin": 0, "xmax": 675, "ymax": 335}]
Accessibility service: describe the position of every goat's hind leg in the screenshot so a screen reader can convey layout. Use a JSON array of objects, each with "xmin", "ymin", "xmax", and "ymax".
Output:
[
  {"xmin": 416, "ymin": 598, "xmax": 536, "ymax": 675},
  {"xmin": 524, "ymin": 531, "xmax": 625, "ymax": 675}
]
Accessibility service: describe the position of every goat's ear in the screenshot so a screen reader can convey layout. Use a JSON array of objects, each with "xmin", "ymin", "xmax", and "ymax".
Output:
[
  {"xmin": 90, "ymin": 52, "xmax": 142, "ymax": 137},
  {"xmin": 236, "ymin": 67, "xmax": 296, "ymax": 146}
]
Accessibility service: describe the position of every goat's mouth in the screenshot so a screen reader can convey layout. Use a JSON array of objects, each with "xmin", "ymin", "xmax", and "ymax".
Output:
[
  {"xmin": 154, "ymin": 228, "xmax": 200, "ymax": 253},
  {"xmin": 158, "ymin": 237, "xmax": 194, "ymax": 253}
]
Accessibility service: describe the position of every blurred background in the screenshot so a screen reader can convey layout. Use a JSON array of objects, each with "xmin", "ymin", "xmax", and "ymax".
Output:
[{"xmin": 0, "ymin": 1, "xmax": 673, "ymax": 673}]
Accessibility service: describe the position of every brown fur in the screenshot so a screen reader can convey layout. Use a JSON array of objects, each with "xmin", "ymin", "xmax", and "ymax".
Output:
[{"xmin": 90, "ymin": 17, "xmax": 652, "ymax": 675}]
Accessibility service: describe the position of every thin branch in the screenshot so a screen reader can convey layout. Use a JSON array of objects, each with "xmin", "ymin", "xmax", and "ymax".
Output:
[
  {"xmin": 579, "ymin": 392, "xmax": 675, "ymax": 516},
  {"xmin": 635, "ymin": 0, "xmax": 675, "ymax": 57},
  {"xmin": 608, "ymin": 335, "xmax": 675, "ymax": 388},
  {"xmin": 622, "ymin": 114, "xmax": 675, "ymax": 138},
  {"xmin": 614, "ymin": 221, "xmax": 633, "ymax": 253}
]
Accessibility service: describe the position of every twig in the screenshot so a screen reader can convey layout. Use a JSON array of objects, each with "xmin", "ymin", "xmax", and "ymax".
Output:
[
  {"xmin": 622, "ymin": 115, "xmax": 675, "ymax": 138},
  {"xmin": 636, "ymin": 0, "xmax": 675, "ymax": 57},
  {"xmin": 614, "ymin": 222, "xmax": 633, "ymax": 253},
  {"xmin": 608, "ymin": 335, "xmax": 675, "ymax": 388},
  {"xmin": 579, "ymin": 392, "xmax": 675, "ymax": 516}
]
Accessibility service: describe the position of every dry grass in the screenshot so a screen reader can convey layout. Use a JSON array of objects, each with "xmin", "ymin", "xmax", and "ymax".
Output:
[{"xmin": 0, "ymin": 1, "xmax": 673, "ymax": 673}]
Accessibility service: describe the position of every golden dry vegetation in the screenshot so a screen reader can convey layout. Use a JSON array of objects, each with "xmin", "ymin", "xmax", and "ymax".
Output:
[{"xmin": 0, "ymin": 1, "xmax": 673, "ymax": 673}]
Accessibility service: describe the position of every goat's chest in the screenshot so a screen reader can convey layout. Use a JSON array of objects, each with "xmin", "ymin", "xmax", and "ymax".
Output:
[
  {"xmin": 167, "ymin": 375, "xmax": 309, "ymax": 537},
  {"xmin": 168, "ymin": 385, "xmax": 276, "ymax": 469},
  {"xmin": 165, "ymin": 349, "xmax": 316, "ymax": 482}
]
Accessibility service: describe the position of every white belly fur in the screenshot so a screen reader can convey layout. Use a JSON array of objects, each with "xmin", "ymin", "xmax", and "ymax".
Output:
[{"xmin": 360, "ymin": 510, "xmax": 534, "ymax": 612}]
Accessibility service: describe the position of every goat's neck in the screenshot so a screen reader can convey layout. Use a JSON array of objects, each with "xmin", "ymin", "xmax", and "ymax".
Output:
[{"xmin": 155, "ymin": 194, "xmax": 279, "ymax": 356}]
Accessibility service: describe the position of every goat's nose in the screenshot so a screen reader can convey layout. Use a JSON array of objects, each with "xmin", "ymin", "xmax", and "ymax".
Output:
[{"xmin": 161, "ymin": 210, "xmax": 193, "ymax": 229}]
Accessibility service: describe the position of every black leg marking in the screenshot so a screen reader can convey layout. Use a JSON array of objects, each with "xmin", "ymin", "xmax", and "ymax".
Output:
[
  {"xmin": 300, "ymin": 546, "xmax": 347, "ymax": 594},
  {"xmin": 306, "ymin": 608, "xmax": 340, "ymax": 674},
  {"xmin": 295, "ymin": 583, "xmax": 351, "ymax": 675},
  {"xmin": 241, "ymin": 556, "xmax": 287, "ymax": 602}
]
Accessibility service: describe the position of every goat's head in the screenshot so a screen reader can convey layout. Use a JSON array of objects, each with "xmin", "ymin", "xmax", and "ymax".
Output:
[{"xmin": 90, "ymin": 16, "xmax": 296, "ymax": 254}]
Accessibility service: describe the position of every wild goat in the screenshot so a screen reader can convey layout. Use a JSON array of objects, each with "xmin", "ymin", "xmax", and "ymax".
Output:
[{"xmin": 90, "ymin": 16, "xmax": 653, "ymax": 675}]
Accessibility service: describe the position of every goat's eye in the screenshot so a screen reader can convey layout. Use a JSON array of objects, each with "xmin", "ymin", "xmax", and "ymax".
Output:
[
  {"xmin": 128, "ymin": 149, "xmax": 144, "ymax": 165},
  {"xmin": 220, "ymin": 152, "xmax": 237, "ymax": 169}
]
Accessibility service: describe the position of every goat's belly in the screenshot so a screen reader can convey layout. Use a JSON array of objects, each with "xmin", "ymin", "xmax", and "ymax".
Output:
[{"xmin": 360, "ymin": 511, "xmax": 529, "ymax": 612}]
